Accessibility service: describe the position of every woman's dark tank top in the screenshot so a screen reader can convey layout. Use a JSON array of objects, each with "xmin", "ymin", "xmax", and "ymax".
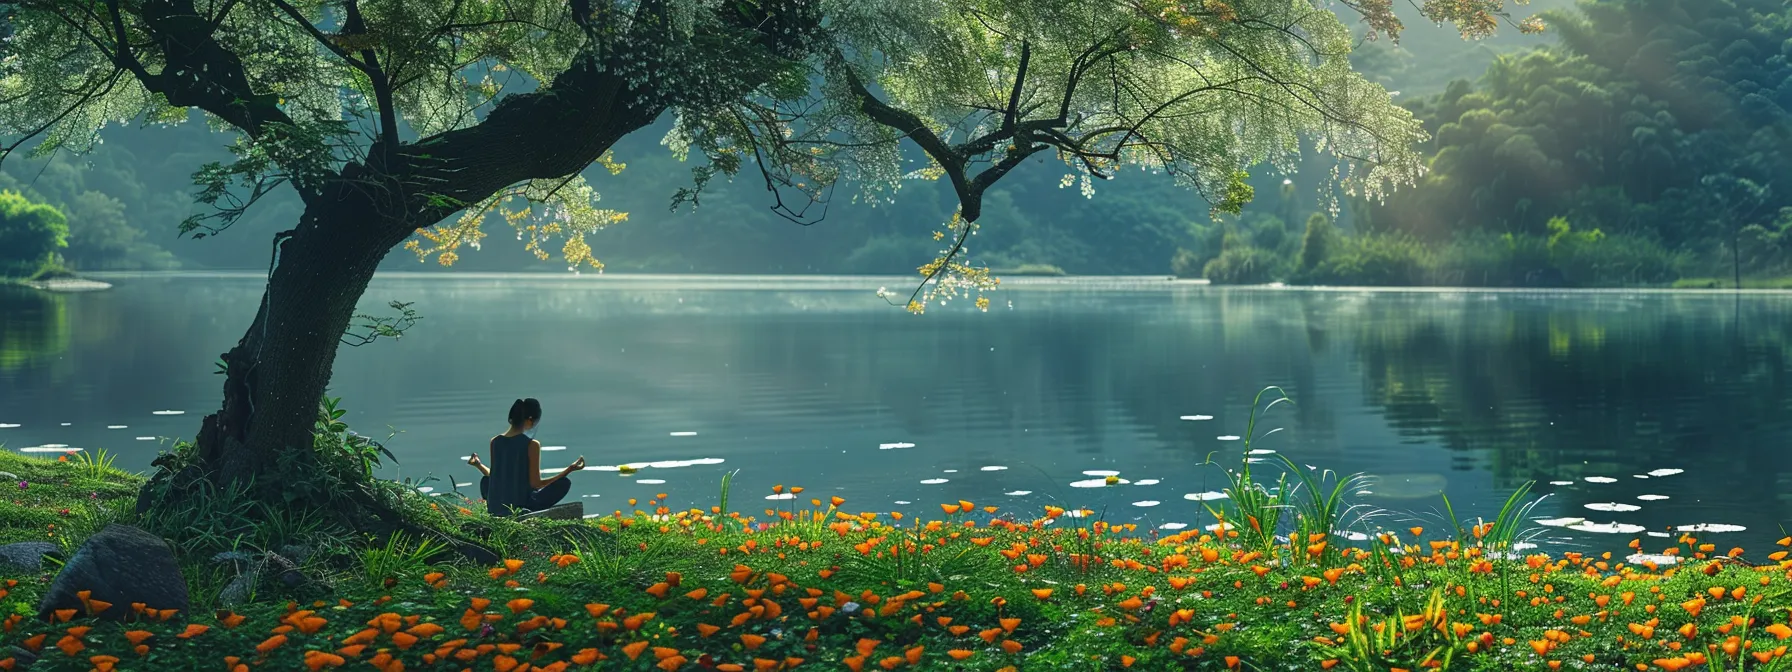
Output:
[{"xmin": 487, "ymin": 434, "xmax": 533, "ymax": 515}]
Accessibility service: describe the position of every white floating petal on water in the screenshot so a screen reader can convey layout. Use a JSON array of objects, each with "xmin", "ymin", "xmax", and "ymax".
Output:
[
  {"xmin": 765, "ymin": 493, "xmax": 796, "ymax": 500},
  {"xmin": 0, "ymin": 424, "xmax": 18, "ymax": 429},
  {"xmin": 1534, "ymin": 517, "xmax": 1587, "ymax": 528},
  {"xmin": 1335, "ymin": 531, "xmax": 1370, "ymax": 541},
  {"xmin": 942, "ymin": 470, "xmax": 957, "ymax": 473},
  {"xmin": 1548, "ymin": 481, "xmax": 1574, "ymax": 486},
  {"xmin": 1159, "ymin": 523, "xmax": 1189, "ymax": 530},
  {"xmin": 106, "ymin": 425, "xmax": 127, "ymax": 430},
  {"xmin": 1133, "ymin": 479, "xmax": 1160, "ymax": 486},
  {"xmin": 1179, "ymin": 415, "xmax": 1213, "ymax": 421},
  {"xmin": 1648, "ymin": 468, "xmax": 1684, "ymax": 477},
  {"xmin": 1071, "ymin": 478, "xmax": 1127, "ymax": 488},
  {"xmin": 1633, "ymin": 474, "xmax": 1649, "ymax": 479},
  {"xmin": 1567, "ymin": 521, "xmax": 1647, "ymax": 534},
  {"xmin": 1132, "ymin": 500, "xmax": 1160, "ymax": 507},
  {"xmin": 1216, "ymin": 435, "xmax": 1241, "ymax": 441},
  {"xmin": 879, "ymin": 442, "xmax": 915, "ymax": 450},
  {"xmin": 669, "ymin": 431, "xmax": 697, "ymax": 437},
  {"xmin": 1081, "ymin": 470, "xmax": 1120, "ymax": 476},
  {"xmin": 581, "ymin": 494, "xmax": 601, "ymax": 498},
  {"xmin": 1647, "ymin": 531, "xmax": 1671, "ymax": 538},
  {"xmin": 920, "ymin": 478, "xmax": 949, "ymax": 484},
  {"xmin": 637, "ymin": 479, "xmax": 666, "ymax": 484},
  {"xmin": 151, "ymin": 410, "xmax": 184, "ymax": 416},
  {"xmin": 1004, "ymin": 490, "xmax": 1032, "ymax": 496},
  {"xmin": 980, "ymin": 466, "xmax": 1007, "ymax": 471},
  {"xmin": 135, "ymin": 436, "xmax": 155, "ymax": 441},
  {"xmin": 58, "ymin": 423, "xmax": 69, "ymax": 427},
  {"xmin": 1637, "ymin": 494, "xmax": 1670, "ymax": 501},
  {"xmin": 1583, "ymin": 476, "xmax": 1618, "ymax": 484},
  {"xmin": 1183, "ymin": 491, "xmax": 1229, "ymax": 501},
  {"xmin": 1676, "ymin": 523, "xmax": 1746, "ymax": 533},
  {"xmin": 456, "ymin": 482, "xmax": 472, "ymax": 487},
  {"xmin": 1247, "ymin": 449, "xmax": 1277, "ymax": 455},
  {"xmin": 894, "ymin": 500, "xmax": 911, "ymax": 505},
  {"xmin": 1585, "ymin": 502, "xmax": 1642, "ymax": 512},
  {"xmin": 540, "ymin": 445, "xmax": 567, "ymax": 451}
]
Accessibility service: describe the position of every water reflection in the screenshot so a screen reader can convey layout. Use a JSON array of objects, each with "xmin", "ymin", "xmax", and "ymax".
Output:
[{"xmin": 1, "ymin": 275, "xmax": 1789, "ymax": 553}]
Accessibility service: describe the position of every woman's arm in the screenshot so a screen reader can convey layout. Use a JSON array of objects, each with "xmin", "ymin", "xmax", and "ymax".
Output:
[
  {"xmin": 529, "ymin": 441, "xmax": 579, "ymax": 489},
  {"xmin": 468, "ymin": 448, "xmax": 491, "ymax": 477}
]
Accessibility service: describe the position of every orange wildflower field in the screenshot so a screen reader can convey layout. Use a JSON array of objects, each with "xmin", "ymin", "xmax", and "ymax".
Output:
[{"xmin": 1, "ymin": 453, "xmax": 1791, "ymax": 671}]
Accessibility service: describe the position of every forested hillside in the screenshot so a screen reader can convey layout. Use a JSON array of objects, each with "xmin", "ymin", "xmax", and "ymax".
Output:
[{"xmin": 19, "ymin": 0, "xmax": 1788, "ymax": 287}]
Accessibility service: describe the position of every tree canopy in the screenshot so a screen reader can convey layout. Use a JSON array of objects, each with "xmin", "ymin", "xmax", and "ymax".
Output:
[{"xmin": 0, "ymin": 190, "xmax": 67, "ymax": 276}]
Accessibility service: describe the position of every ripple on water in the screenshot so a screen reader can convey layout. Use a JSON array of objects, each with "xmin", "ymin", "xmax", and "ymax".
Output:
[
  {"xmin": 1183, "ymin": 491, "xmax": 1228, "ymax": 501},
  {"xmin": 1567, "ymin": 521, "xmax": 1647, "ymax": 534},
  {"xmin": 1134, "ymin": 479, "xmax": 1160, "ymax": 486},
  {"xmin": 879, "ymin": 442, "xmax": 915, "ymax": 450},
  {"xmin": 1676, "ymin": 523, "xmax": 1746, "ymax": 533},
  {"xmin": 1081, "ymin": 470, "xmax": 1120, "ymax": 476},
  {"xmin": 980, "ymin": 466, "xmax": 1007, "ymax": 471},
  {"xmin": 151, "ymin": 410, "xmax": 184, "ymax": 416},
  {"xmin": 1131, "ymin": 501, "xmax": 1160, "ymax": 507},
  {"xmin": 1583, "ymin": 476, "xmax": 1618, "ymax": 484},
  {"xmin": 1585, "ymin": 502, "xmax": 1642, "ymax": 513},
  {"xmin": 669, "ymin": 432, "xmax": 697, "ymax": 437},
  {"xmin": 19, "ymin": 445, "xmax": 79, "ymax": 453},
  {"xmin": 1627, "ymin": 553, "xmax": 1680, "ymax": 566},
  {"xmin": 106, "ymin": 425, "xmax": 127, "ymax": 430},
  {"xmin": 135, "ymin": 436, "xmax": 155, "ymax": 441},
  {"xmin": 1648, "ymin": 468, "xmax": 1685, "ymax": 477},
  {"xmin": 765, "ymin": 493, "xmax": 795, "ymax": 500},
  {"xmin": 1548, "ymin": 481, "xmax": 1574, "ymax": 486},
  {"xmin": 0, "ymin": 424, "xmax": 18, "ymax": 429},
  {"xmin": 1071, "ymin": 478, "xmax": 1127, "ymax": 488},
  {"xmin": 637, "ymin": 479, "xmax": 666, "ymax": 484},
  {"xmin": 920, "ymin": 478, "xmax": 949, "ymax": 485},
  {"xmin": 1179, "ymin": 415, "xmax": 1213, "ymax": 421},
  {"xmin": 1004, "ymin": 490, "xmax": 1032, "ymax": 496},
  {"xmin": 1534, "ymin": 517, "xmax": 1586, "ymax": 528},
  {"xmin": 540, "ymin": 445, "xmax": 566, "ymax": 451},
  {"xmin": 1216, "ymin": 435, "xmax": 1241, "ymax": 441},
  {"xmin": 1637, "ymin": 495, "xmax": 1670, "ymax": 501},
  {"xmin": 1159, "ymin": 523, "xmax": 1189, "ymax": 530}
]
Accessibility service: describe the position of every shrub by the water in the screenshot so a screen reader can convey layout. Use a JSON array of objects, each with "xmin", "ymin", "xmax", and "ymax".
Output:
[
  {"xmin": 0, "ymin": 191, "xmax": 69, "ymax": 278},
  {"xmin": 1201, "ymin": 246, "xmax": 1280, "ymax": 284}
]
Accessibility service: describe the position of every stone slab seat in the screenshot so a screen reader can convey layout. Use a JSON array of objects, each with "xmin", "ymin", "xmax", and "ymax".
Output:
[{"xmin": 515, "ymin": 502, "xmax": 583, "ymax": 521}]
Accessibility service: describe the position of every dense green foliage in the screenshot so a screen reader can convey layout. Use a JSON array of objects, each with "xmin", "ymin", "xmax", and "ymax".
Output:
[{"xmin": 0, "ymin": 190, "xmax": 68, "ymax": 277}]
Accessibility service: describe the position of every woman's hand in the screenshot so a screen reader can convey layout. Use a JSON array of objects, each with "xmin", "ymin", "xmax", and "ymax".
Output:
[
  {"xmin": 570, "ymin": 456, "xmax": 587, "ymax": 471},
  {"xmin": 467, "ymin": 454, "xmax": 483, "ymax": 467}
]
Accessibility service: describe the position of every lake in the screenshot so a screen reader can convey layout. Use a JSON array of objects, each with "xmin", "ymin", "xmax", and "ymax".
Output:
[{"xmin": 4, "ymin": 273, "xmax": 1791, "ymax": 557}]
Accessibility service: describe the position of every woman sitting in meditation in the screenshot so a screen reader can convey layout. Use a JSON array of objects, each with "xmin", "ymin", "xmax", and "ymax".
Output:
[{"xmin": 467, "ymin": 398, "xmax": 585, "ymax": 516}]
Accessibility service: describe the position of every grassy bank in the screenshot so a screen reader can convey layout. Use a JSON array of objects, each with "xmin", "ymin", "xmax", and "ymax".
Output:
[{"xmin": 1, "ymin": 451, "xmax": 1791, "ymax": 671}]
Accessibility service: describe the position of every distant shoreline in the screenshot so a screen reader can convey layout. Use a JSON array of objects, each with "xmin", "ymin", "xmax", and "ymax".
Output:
[{"xmin": 75, "ymin": 270, "xmax": 1792, "ymax": 294}]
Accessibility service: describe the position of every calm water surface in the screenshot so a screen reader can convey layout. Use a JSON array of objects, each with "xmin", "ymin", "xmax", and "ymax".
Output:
[{"xmin": 4, "ymin": 273, "xmax": 1792, "ymax": 556}]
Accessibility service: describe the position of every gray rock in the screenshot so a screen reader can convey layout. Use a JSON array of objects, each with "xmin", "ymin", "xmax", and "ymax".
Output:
[
  {"xmin": 37, "ymin": 524, "xmax": 187, "ymax": 622},
  {"xmin": 516, "ymin": 502, "xmax": 583, "ymax": 521},
  {"xmin": 278, "ymin": 544, "xmax": 313, "ymax": 566},
  {"xmin": 8, "ymin": 645, "xmax": 36, "ymax": 669},
  {"xmin": 0, "ymin": 542, "xmax": 60, "ymax": 571},
  {"xmin": 218, "ymin": 573, "xmax": 257, "ymax": 608}
]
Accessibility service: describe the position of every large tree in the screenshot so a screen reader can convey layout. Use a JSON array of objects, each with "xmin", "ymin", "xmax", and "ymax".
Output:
[{"xmin": 0, "ymin": 0, "xmax": 1538, "ymax": 541}]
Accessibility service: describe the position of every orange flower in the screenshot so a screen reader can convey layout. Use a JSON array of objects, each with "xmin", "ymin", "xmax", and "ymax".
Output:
[
  {"xmin": 506, "ymin": 598, "xmax": 534, "ymax": 615},
  {"xmin": 255, "ymin": 634, "xmax": 287, "ymax": 654},
  {"xmin": 177, "ymin": 624, "xmax": 210, "ymax": 639},
  {"xmin": 622, "ymin": 641, "xmax": 650, "ymax": 661},
  {"xmin": 1031, "ymin": 589, "xmax": 1053, "ymax": 600},
  {"xmin": 741, "ymin": 634, "xmax": 767, "ymax": 650}
]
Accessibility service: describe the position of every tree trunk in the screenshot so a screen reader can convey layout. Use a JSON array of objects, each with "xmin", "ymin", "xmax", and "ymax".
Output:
[{"xmin": 196, "ymin": 201, "xmax": 407, "ymax": 490}]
